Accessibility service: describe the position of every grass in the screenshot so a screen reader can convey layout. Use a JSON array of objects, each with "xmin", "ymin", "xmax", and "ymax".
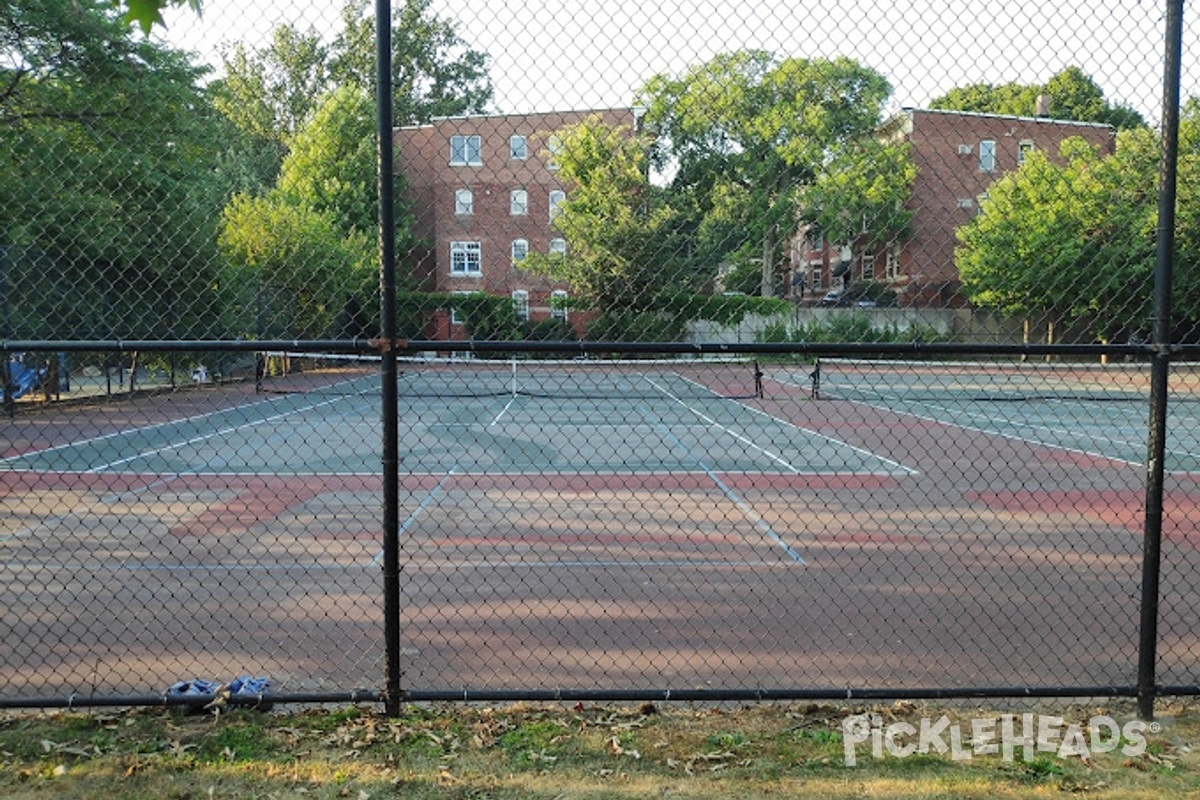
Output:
[{"xmin": 1, "ymin": 699, "xmax": 1198, "ymax": 798}]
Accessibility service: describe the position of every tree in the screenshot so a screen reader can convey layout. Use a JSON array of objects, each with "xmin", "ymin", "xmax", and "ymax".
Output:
[
  {"xmin": 639, "ymin": 52, "xmax": 892, "ymax": 297},
  {"xmin": 0, "ymin": 0, "xmax": 235, "ymax": 338},
  {"xmin": 218, "ymin": 193, "xmax": 375, "ymax": 338},
  {"xmin": 955, "ymin": 131, "xmax": 1160, "ymax": 340},
  {"xmin": 212, "ymin": 25, "xmax": 332, "ymax": 147},
  {"xmin": 518, "ymin": 117, "xmax": 680, "ymax": 316},
  {"xmin": 331, "ymin": 0, "xmax": 492, "ymax": 125},
  {"xmin": 276, "ymin": 85, "xmax": 380, "ymax": 237},
  {"xmin": 797, "ymin": 138, "xmax": 916, "ymax": 267},
  {"xmin": 931, "ymin": 66, "xmax": 1145, "ymax": 129}
]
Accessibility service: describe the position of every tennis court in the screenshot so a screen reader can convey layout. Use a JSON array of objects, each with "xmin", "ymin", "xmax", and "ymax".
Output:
[{"xmin": 3, "ymin": 356, "xmax": 1200, "ymax": 696}]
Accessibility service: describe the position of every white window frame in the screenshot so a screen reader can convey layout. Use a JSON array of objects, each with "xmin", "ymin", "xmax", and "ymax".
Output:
[
  {"xmin": 811, "ymin": 268, "xmax": 823, "ymax": 293},
  {"xmin": 885, "ymin": 244, "xmax": 901, "ymax": 280},
  {"xmin": 512, "ymin": 289, "xmax": 530, "ymax": 321},
  {"xmin": 1017, "ymin": 139, "xmax": 1035, "ymax": 165},
  {"xmin": 860, "ymin": 250, "xmax": 874, "ymax": 281},
  {"xmin": 549, "ymin": 238, "xmax": 566, "ymax": 255},
  {"xmin": 454, "ymin": 188, "xmax": 473, "ymax": 215},
  {"xmin": 510, "ymin": 188, "xmax": 528, "ymax": 216},
  {"xmin": 546, "ymin": 134, "xmax": 563, "ymax": 170},
  {"xmin": 449, "ymin": 290, "xmax": 471, "ymax": 325},
  {"xmin": 450, "ymin": 241, "xmax": 481, "ymax": 275},
  {"xmin": 979, "ymin": 139, "xmax": 996, "ymax": 172},
  {"xmin": 550, "ymin": 289, "xmax": 569, "ymax": 320},
  {"xmin": 509, "ymin": 134, "xmax": 527, "ymax": 160},
  {"xmin": 449, "ymin": 134, "xmax": 482, "ymax": 166},
  {"xmin": 548, "ymin": 190, "xmax": 566, "ymax": 223},
  {"xmin": 511, "ymin": 238, "xmax": 528, "ymax": 263}
]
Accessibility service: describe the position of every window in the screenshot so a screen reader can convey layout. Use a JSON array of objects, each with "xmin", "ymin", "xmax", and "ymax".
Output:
[
  {"xmin": 1018, "ymin": 140, "xmax": 1035, "ymax": 165},
  {"xmin": 449, "ymin": 290, "xmax": 471, "ymax": 325},
  {"xmin": 811, "ymin": 268, "xmax": 823, "ymax": 292},
  {"xmin": 547, "ymin": 134, "xmax": 563, "ymax": 170},
  {"xmin": 510, "ymin": 189, "xmax": 528, "ymax": 215},
  {"xmin": 510, "ymin": 135, "xmax": 527, "ymax": 160},
  {"xmin": 512, "ymin": 290, "xmax": 530, "ymax": 321},
  {"xmin": 455, "ymin": 188, "xmax": 473, "ymax": 215},
  {"xmin": 449, "ymin": 134, "xmax": 482, "ymax": 166},
  {"xmin": 860, "ymin": 251, "xmax": 874, "ymax": 281},
  {"xmin": 511, "ymin": 238, "xmax": 528, "ymax": 262},
  {"xmin": 979, "ymin": 139, "xmax": 996, "ymax": 172},
  {"xmin": 809, "ymin": 230, "xmax": 824, "ymax": 251},
  {"xmin": 885, "ymin": 244, "xmax": 900, "ymax": 280},
  {"xmin": 550, "ymin": 290, "xmax": 569, "ymax": 320},
  {"xmin": 549, "ymin": 238, "xmax": 566, "ymax": 255},
  {"xmin": 450, "ymin": 241, "xmax": 481, "ymax": 275},
  {"xmin": 548, "ymin": 190, "xmax": 566, "ymax": 223}
]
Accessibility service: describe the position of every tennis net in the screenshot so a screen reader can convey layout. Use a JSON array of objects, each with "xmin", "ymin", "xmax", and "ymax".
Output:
[
  {"xmin": 809, "ymin": 358, "xmax": 1173, "ymax": 403},
  {"xmin": 255, "ymin": 352, "xmax": 764, "ymax": 401}
]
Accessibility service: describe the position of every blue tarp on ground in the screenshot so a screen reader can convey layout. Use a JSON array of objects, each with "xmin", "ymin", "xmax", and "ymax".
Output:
[{"xmin": 6, "ymin": 359, "xmax": 45, "ymax": 399}]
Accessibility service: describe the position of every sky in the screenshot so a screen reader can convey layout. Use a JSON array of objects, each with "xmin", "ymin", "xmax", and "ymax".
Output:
[{"xmin": 157, "ymin": 0, "xmax": 1198, "ymax": 124}]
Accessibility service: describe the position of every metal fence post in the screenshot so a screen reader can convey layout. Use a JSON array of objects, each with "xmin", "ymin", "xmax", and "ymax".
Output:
[
  {"xmin": 375, "ymin": 0, "xmax": 402, "ymax": 718},
  {"xmin": 1137, "ymin": 0, "xmax": 1185, "ymax": 723}
]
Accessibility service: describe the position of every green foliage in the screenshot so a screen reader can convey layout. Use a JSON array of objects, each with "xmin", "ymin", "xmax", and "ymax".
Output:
[
  {"xmin": 218, "ymin": 193, "xmax": 375, "ymax": 338},
  {"xmin": 955, "ymin": 128, "xmax": 1161, "ymax": 340},
  {"xmin": 799, "ymin": 139, "xmax": 916, "ymax": 256},
  {"xmin": 931, "ymin": 66, "xmax": 1145, "ymax": 129},
  {"xmin": 113, "ymin": 0, "xmax": 199, "ymax": 34},
  {"xmin": 758, "ymin": 316, "xmax": 947, "ymax": 346},
  {"xmin": 519, "ymin": 116, "xmax": 679, "ymax": 315},
  {"xmin": 586, "ymin": 312, "xmax": 687, "ymax": 342},
  {"xmin": 640, "ymin": 51, "xmax": 893, "ymax": 297},
  {"xmin": 331, "ymin": 0, "xmax": 492, "ymax": 126},
  {"xmin": 276, "ymin": 84, "xmax": 382, "ymax": 237},
  {"xmin": 0, "ymin": 0, "xmax": 236, "ymax": 338}
]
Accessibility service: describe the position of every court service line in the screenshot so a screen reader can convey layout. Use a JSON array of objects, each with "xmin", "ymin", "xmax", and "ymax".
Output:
[
  {"xmin": 639, "ymin": 405, "xmax": 806, "ymax": 566},
  {"xmin": 368, "ymin": 468, "xmax": 458, "ymax": 567},
  {"xmin": 669, "ymin": 374, "xmax": 918, "ymax": 476}
]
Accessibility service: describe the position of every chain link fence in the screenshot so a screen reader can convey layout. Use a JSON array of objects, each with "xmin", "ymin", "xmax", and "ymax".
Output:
[{"xmin": 2, "ymin": 0, "xmax": 1199, "ymax": 713}]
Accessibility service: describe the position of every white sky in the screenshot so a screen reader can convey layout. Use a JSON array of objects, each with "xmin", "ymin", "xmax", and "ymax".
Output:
[{"xmin": 157, "ymin": 0, "xmax": 1197, "ymax": 124}]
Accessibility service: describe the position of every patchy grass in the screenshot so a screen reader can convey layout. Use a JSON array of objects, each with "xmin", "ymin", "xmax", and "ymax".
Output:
[{"xmin": 0, "ymin": 699, "xmax": 1198, "ymax": 799}]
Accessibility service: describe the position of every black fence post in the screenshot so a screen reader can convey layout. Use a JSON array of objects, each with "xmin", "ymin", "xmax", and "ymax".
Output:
[
  {"xmin": 1137, "ymin": 0, "xmax": 1184, "ymax": 723},
  {"xmin": 375, "ymin": 0, "xmax": 402, "ymax": 718}
]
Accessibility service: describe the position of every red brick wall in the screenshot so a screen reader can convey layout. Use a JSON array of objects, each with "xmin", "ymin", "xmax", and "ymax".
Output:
[{"xmin": 394, "ymin": 109, "xmax": 635, "ymax": 336}]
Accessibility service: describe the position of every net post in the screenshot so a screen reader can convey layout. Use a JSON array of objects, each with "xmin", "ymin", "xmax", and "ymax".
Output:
[{"xmin": 810, "ymin": 359, "xmax": 820, "ymax": 400}]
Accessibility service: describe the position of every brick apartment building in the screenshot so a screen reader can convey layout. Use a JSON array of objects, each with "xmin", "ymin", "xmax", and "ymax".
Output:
[
  {"xmin": 793, "ymin": 106, "xmax": 1116, "ymax": 307},
  {"xmin": 393, "ymin": 108, "xmax": 637, "ymax": 338}
]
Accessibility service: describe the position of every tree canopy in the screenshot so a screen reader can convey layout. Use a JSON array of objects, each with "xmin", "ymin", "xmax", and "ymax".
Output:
[
  {"xmin": 638, "ymin": 52, "xmax": 893, "ymax": 297},
  {"xmin": 931, "ymin": 66, "xmax": 1145, "ymax": 129},
  {"xmin": 518, "ymin": 116, "xmax": 679, "ymax": 315},
  {"xmin": 954, "ymin": 122, "xmax": 1173, "ymax": 340},
  {"xmin": 1, "ymin": 0, "xmax": 239, "ymax": 338}
]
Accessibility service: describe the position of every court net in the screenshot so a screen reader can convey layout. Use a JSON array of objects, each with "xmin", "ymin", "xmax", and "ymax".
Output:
[
  {"xmin": 806, "ymin": 358, "xmax": 1185, "ymax": 403},
  {"xmin": 255, "ymin": 352, "xmax": 764, "ymax": 401}
]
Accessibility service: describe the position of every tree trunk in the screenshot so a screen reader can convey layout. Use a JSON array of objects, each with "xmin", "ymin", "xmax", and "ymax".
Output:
[{"xmin": 760, "ymin": 223, "xmax": 777, "ymax": 298}]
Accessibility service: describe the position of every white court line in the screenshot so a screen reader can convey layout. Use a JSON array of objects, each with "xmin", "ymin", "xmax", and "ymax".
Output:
[
  {"xmin": 653, "ymin": 374, "xmax": 918, "ymax": 476},
  {"xmin": 822, "ymin": 392, "xmax": 1148, "ymax": 469},
  {"xmin": 369, "ymin": 468, "xmax": 458, "ymax": 566},
  {"xmin": 639, "ymin": 403, "xmax": 806, "ymax": 566},
  {"xmin": 0, "ymin": 378, "xmax": 370, "ymax": 468},
  {"xmin": 77, "ymin": 394, "xmax": 353, "ymax": 474}
]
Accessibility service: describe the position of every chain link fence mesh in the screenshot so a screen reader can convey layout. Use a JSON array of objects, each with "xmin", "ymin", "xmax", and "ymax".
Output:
[{"xmin": 2, "ymin": 0, "xmax": 1199, "ymax": 706}]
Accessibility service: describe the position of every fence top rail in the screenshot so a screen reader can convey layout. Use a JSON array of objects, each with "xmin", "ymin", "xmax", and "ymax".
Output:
[{"xmin": 1, "ymin": 338, "xmax": 1186, "ymax": 359}]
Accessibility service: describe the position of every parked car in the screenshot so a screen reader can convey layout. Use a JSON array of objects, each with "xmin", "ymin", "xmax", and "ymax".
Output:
[{"xmin": 820, "ymin": 289, "xmax": 847, "ymax": 306}]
